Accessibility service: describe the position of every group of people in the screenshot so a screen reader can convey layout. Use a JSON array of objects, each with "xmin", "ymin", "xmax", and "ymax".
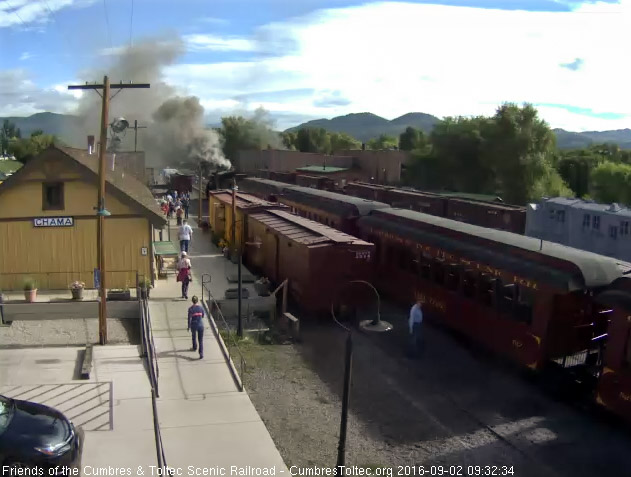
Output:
[{"xmin": 161, "ymin": 190, "xmax": 191, "ymax": 226}]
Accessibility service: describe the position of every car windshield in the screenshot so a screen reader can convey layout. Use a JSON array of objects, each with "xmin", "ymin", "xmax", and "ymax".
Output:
[{"xmin": 0, "ymin": 396, "xmax": 14, "ymax": 432}]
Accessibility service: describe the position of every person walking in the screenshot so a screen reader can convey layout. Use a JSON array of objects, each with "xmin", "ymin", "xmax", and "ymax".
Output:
[
  {"xmin": 177, "ymin": 251, "xmax": 192, "ymax": 299},
  {"xmin": 176, "ymin": 203, "xmax": 184, "ymax": 226},
  {"xmin": 182, "ymin": 194, "xmax": 190, "ymax": 219},
  {"xmin": 409, "ymin": 299, "xmax": 424, "ymax": 357},
  {"xmin": 187, "ymin": 296, "xmax": 205, "ymax": 359},
  {"xmin": 178, "ymin": 219, "xmax": 193, "ymax": 253}
]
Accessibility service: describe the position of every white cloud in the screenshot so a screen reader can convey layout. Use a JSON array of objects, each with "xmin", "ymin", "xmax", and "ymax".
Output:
[
  {"xmin": 183, "ymin": 34, "xmax": 257, "ymax": 52},
  {"xmin": 0, "ymin": 0, "xmax": 96, "ymax": 29},
  {"xmin": 6, "ymin": 1, "xmax": 631, "ymax": 132},
  {"xmin": 164, "ymin": 1, "xmax": 631, "ymax": 131},
  {"xmin": 19, "ymin": 52, "xmax": 33, "ymax": 61}
]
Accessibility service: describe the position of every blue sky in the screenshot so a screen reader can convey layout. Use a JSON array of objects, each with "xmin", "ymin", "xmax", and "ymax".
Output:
[{"xmin": 0, "ymin": 0, "xmax": 629, "ymax": 131}]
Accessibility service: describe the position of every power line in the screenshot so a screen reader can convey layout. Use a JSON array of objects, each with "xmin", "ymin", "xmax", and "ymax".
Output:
[
  {"xmin": 102, "ymin": 0, "xmax": 112, "ymax": 48},
  {"xmin": 4, "ymin": 0, "xmax": 27, "ymax": 28},
  {"xmin": 40, "ymin": 0, "xmax": 74, "ymax": 65},
  {"xmin": 129, "ymin": 0, "xmax": 134, "ymax": 48}
]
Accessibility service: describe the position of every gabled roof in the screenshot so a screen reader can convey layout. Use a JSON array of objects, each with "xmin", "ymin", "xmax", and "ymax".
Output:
[{"xmin": 0, "ymin": 145, "xmax": 166, "ymax": 227}]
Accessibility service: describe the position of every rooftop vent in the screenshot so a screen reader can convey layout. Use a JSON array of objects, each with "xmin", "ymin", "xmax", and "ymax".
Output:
[{"xmin": 609, "ymin": 203, "xmax": 622, "ymax": 212}]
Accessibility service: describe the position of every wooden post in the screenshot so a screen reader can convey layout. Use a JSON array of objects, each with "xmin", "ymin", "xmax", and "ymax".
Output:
[
  {"xmin": 198, "ymin": 163, "xmax": 203, "ymax": 226},
  {"xmin": 97, "ymin": 75, "xmax": 110, "ymax": 345}
]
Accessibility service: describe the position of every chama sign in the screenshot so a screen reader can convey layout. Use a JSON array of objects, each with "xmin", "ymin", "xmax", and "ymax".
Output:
[{"xmin": 33, "ymin": 217, "xmax": 74, "ymax": 227}]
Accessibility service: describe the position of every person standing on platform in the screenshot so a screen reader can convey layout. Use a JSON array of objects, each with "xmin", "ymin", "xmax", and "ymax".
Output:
[
  {"xmin": 408, "ymin": 299, "xmax": 424, "ymax": 357},
  {"xmin": 178, "ymin": 219, "xmax": 193, "ymax": 252},
  {"xmin": 177, "ymin": 251, "xmax": 192, "ymax": 299},
  {"xmin": 187, "ymin": 296, "xmax": 205, "ymax": 359}
]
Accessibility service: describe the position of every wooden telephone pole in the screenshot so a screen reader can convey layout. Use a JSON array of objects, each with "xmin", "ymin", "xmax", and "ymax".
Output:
[{"xmin": 68, "ymin": 77, "xmax": 150, "ymax": 345}]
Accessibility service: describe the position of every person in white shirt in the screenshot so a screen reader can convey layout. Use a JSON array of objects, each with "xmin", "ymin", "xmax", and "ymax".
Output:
[
  {"xmin": 409, "ymin": 299, "xmax": 423, "ymax": 356},
  {"xmin": 178, "ymin": 220, "xmax": 193, "ymax": 253}
]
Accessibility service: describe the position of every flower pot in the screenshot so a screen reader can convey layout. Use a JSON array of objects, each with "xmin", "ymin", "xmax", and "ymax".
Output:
[
  {"xmin": 24, "ymin": 289, "xmax": 37, "ymax": 302},
  {"xmin": 71, "ymin": 288, "xmax": 84, "ymax": 300}
]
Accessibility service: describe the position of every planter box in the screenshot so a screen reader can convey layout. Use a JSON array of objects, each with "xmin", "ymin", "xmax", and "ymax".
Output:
[{"xmin": 107, "ymin": 290, "xmax": 131, "ymax": 301}]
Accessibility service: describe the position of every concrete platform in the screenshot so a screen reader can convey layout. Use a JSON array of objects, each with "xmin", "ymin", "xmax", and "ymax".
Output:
[{"xmin": 147, "ymin": 221, "xmax": 288, "ymax": 471}]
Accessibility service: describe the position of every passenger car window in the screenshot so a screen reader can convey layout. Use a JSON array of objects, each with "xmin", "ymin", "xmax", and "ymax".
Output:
[
  {"xmin": 610, "ymin": 226, "xmax": 618, "ymax": 239},
  {"xmin": 583, "ymin": 214, "xmax": 590, "ymax": 228},
  {"xmin": 593, "ymin": 216, "xmax": 601, "ymax": 230}
]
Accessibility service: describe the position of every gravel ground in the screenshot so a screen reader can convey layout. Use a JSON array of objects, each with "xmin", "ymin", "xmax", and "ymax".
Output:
[
  {"xmin": 0, "ymin": 318, "xmax": 139, "ymax": 347},
  {"xmin": 240, "ymin": 303, "xmax": 631, "ymax": 477}
]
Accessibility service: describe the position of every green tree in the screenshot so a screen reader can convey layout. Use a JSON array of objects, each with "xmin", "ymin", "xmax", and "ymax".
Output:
[
  {"xmin": 590, "ymin": 162, "xmax": 631, "ymax": 204},
  {"xmin": 1, "ymin": 120, "xmax": 18, "ymax": 154},
  {"xmin": 31, "ymin": 129, "xmax": 44, "ymax": 137},
  {"xmin": 296, "ymin": 127, "xmax": 331, "ymax": 154},
  {"xmin": 482, "ymin": 103, "xmax": 557, "ymax": 203},
  {"xmin": 219, "ymin": 108, "xmax": 282, "ymax": 164},
  {"xmin": 398, "ymin": 126, "xmax": 425, "ymax": 151},
  {"xmin": 367, "ymin": 134, "xmax": 398, "ymax": 150},
  {"xmin": 9, "ymin": 134, "xmax": 57, "ymax": 163},
  {"xmin": 281, "ymin": 131, "xmax": 297, "ymax": 150},
  {"xmin": 329, "ymin": 132, "xmax": 361, "ymax": 152}
]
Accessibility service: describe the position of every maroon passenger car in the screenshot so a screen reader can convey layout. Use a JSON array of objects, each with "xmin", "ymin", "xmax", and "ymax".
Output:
[{"xmin": 357, "ymin": 208, "xmax": 626, "ymax": 370}]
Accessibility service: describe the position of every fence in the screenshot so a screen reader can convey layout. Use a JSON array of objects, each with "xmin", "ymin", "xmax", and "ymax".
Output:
[
  {"xmin": 201, "ymin": 274, "xmax": 246, "ymax": 391},
  {"xmin": 0, "ymin": 270, "xmax": 142, "ymax": 292},
  {"xmin": 139, "ymin": 297, "xmax": 170, "ymax": 472}
]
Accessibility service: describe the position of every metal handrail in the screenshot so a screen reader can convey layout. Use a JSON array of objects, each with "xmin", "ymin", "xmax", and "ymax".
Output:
[
  {"xmin": 140, "ymin": 297, "xmax": 169, "ymax": 473},
  {"xmin": 201, "ymin": 274, "xmax": 246, "ymax": 391}
]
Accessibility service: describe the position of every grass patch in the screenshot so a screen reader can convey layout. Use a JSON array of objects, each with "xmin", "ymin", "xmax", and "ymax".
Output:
[{"xmin": 0, "ymin": 160, "xmax": 22, "ymax": 174}]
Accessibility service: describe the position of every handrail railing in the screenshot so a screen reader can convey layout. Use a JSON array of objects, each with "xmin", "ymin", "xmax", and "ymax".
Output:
[
  {"xmin": 140, "ymin": 297, "xmax": 169, "ymax": 473},
  {"xmin": 201, "ymin": 274, "xmax": 246, "ymax": 391}
]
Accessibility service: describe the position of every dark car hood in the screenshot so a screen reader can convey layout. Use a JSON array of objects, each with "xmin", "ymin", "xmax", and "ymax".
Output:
[{"xmin": 0, "ymin": 399, "xmax": 71, "ymax": 448}]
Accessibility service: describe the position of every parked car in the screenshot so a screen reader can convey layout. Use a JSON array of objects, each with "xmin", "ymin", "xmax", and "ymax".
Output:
[{"xmin": 0, "ymin": 394, "xmax": 81, "ymax": 471}]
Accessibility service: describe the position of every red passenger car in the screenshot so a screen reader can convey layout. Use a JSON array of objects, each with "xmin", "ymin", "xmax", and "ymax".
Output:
[
  {"xmin": 446, "ymin": 198, "xmax": 526, "ymax": 234},
  {"xmin": 245, "ymin": 209, "xmax": 375, "ymax": 314},
  {"xmin": 385, "ymin": 189, "xmax": 448, "ymax": 216},
  {"xmin": 240, "ymin": 177, "xmax": 288, "ymax": 202},
  {"xmin": 279, "ymin": 184, "xmax": 389, "ymax": 236},
  {"xmin": 357, "ymin": 208, "xmax": 626, "ymax": 370},
  {"xmin": 344, "ymin": 182, "xmax": 391, "ymax": 203},
  {"xmin": 594, "ymin": 279, "xmax": 631, "ymax": 424},
  {"xmin": 269, "ymin": 171, "xmax": 297, "ymax": 184}
]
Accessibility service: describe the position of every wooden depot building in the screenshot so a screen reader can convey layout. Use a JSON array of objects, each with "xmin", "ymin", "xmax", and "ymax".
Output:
[{"xmin": 0, "ymin": 145, "xmax": 167, "ymax": 290}]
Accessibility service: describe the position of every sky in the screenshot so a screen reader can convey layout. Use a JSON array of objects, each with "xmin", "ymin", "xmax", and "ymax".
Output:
[{"xmin": 1, "ymin": 0, "xmax": 630, "ymax": 132}]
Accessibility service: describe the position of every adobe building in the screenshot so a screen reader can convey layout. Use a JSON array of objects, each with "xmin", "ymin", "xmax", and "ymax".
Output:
[
  {"xmin": 237, "ymin": 148, "xmax": 410, "ymax": 185},
  {"xmin": 0, "ymin": 145, "xmax": 166, "ymax": 291}
]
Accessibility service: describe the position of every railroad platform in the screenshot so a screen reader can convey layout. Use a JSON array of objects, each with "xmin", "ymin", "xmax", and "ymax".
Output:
[{"xmin": 147, "ymin": 218, "xmax": 288, "ymax": 472}]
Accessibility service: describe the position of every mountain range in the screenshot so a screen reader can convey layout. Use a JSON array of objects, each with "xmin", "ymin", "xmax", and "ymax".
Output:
[{"xmin": 3, "ymin": 111, "xmax": 631, "ymax": 150}]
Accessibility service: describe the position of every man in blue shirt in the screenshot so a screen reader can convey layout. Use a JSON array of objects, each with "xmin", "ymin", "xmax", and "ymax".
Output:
[
  {"xmin": 187, "ymin": 296, "xmax": 205, "ymax": 359},
  {"xmin": 409, "ymin": 299, "xmax": 423, "ymax": 356}
]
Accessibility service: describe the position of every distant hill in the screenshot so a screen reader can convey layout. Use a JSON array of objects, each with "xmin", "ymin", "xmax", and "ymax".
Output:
[
  {"xmin": 288, "ymin": 112, "xmax": 631, "ymax": 149},
  {"xmin": 0, "ymin": 112, "xmax": 81, "ymax": 141},
  {"xmin": 3, "ymin": 112, "xmax": 631, "ymax": 151},
  {"xmin": 286, "ymin": 112, "xmax": 440, "ymax": 142}
]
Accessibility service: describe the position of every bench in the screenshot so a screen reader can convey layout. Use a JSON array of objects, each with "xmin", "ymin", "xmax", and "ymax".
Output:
[{"xmin": 80, "ymin": 344, "xmax": 93, "ymax": 379}]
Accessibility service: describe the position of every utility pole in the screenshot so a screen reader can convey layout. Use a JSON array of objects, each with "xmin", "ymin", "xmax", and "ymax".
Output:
[
  {"xmin": 133, "ymin": 120, "xmax": 147, "ymax": 152},
  {"xmin": 198, "ymin": 164, "xmax": 203, "ymax": 226},
  {"xmin": 232, "ymin": 179, "xmax": 243, "ymax": 338},
  {"xmin": 68, "ymin": 77, "xmax": 150, "ymax": 345}
]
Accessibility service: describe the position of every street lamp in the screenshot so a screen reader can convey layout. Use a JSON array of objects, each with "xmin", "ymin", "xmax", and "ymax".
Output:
[{"xmin": 330, "ymin": 280, "xmax": 392, "ymax": 468}]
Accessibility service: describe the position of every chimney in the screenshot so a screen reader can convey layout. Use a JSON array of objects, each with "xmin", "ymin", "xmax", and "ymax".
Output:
[{"xmin": 87, "ymin": 135, "xmax": 95, "ymax": 155}]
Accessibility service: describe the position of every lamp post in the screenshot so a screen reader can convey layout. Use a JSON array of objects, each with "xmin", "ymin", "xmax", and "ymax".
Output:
[{"xmin": 331, "ymin": 280, "xmax": 392, "ymax": 468}]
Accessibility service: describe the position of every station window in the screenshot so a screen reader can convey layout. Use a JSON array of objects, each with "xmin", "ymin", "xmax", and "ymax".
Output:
[
  {"xmin": 593, "ymin": 216, "xmax": 601, "ymax": 231},
  {"xmin": 549, "ymin": 209, "xmax": 556, "ymax": 220},
  {"xmin": 42, "ymin": 182, "xmax": 64, "ymax": 210},
  {"xmin": 610, "ymin": 225, "xmax": 618, "ymax": 239},
  {"xmin": 556, "ymin": 210, "xmax": 565, "ymax": 223},
  {"xmin": 432, "ymin": 260, "xmax": 445, "ymax": 285},
  {"xmin": 478, "ymin": 274, "xmax": 495, "ymax": 306},
  {"xmin": 583, "ymin": 214, "xmax": 591, "ymax": 228},
  {"xmin": 462, "ymin": 270, "xmax": 477, "ymax": 298},
  {"xmin": 446, "ymin": 264, "xmax": 460, "ymax": 291},
  {"xmin": 621, "ymin": 221, "xmax": 630, "ymax": 235}
]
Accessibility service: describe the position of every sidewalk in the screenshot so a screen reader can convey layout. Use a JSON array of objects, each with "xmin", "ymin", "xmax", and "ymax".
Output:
[{"xmin": 148, "ymin": 219, "xmax": 288, "ymax": 471}]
